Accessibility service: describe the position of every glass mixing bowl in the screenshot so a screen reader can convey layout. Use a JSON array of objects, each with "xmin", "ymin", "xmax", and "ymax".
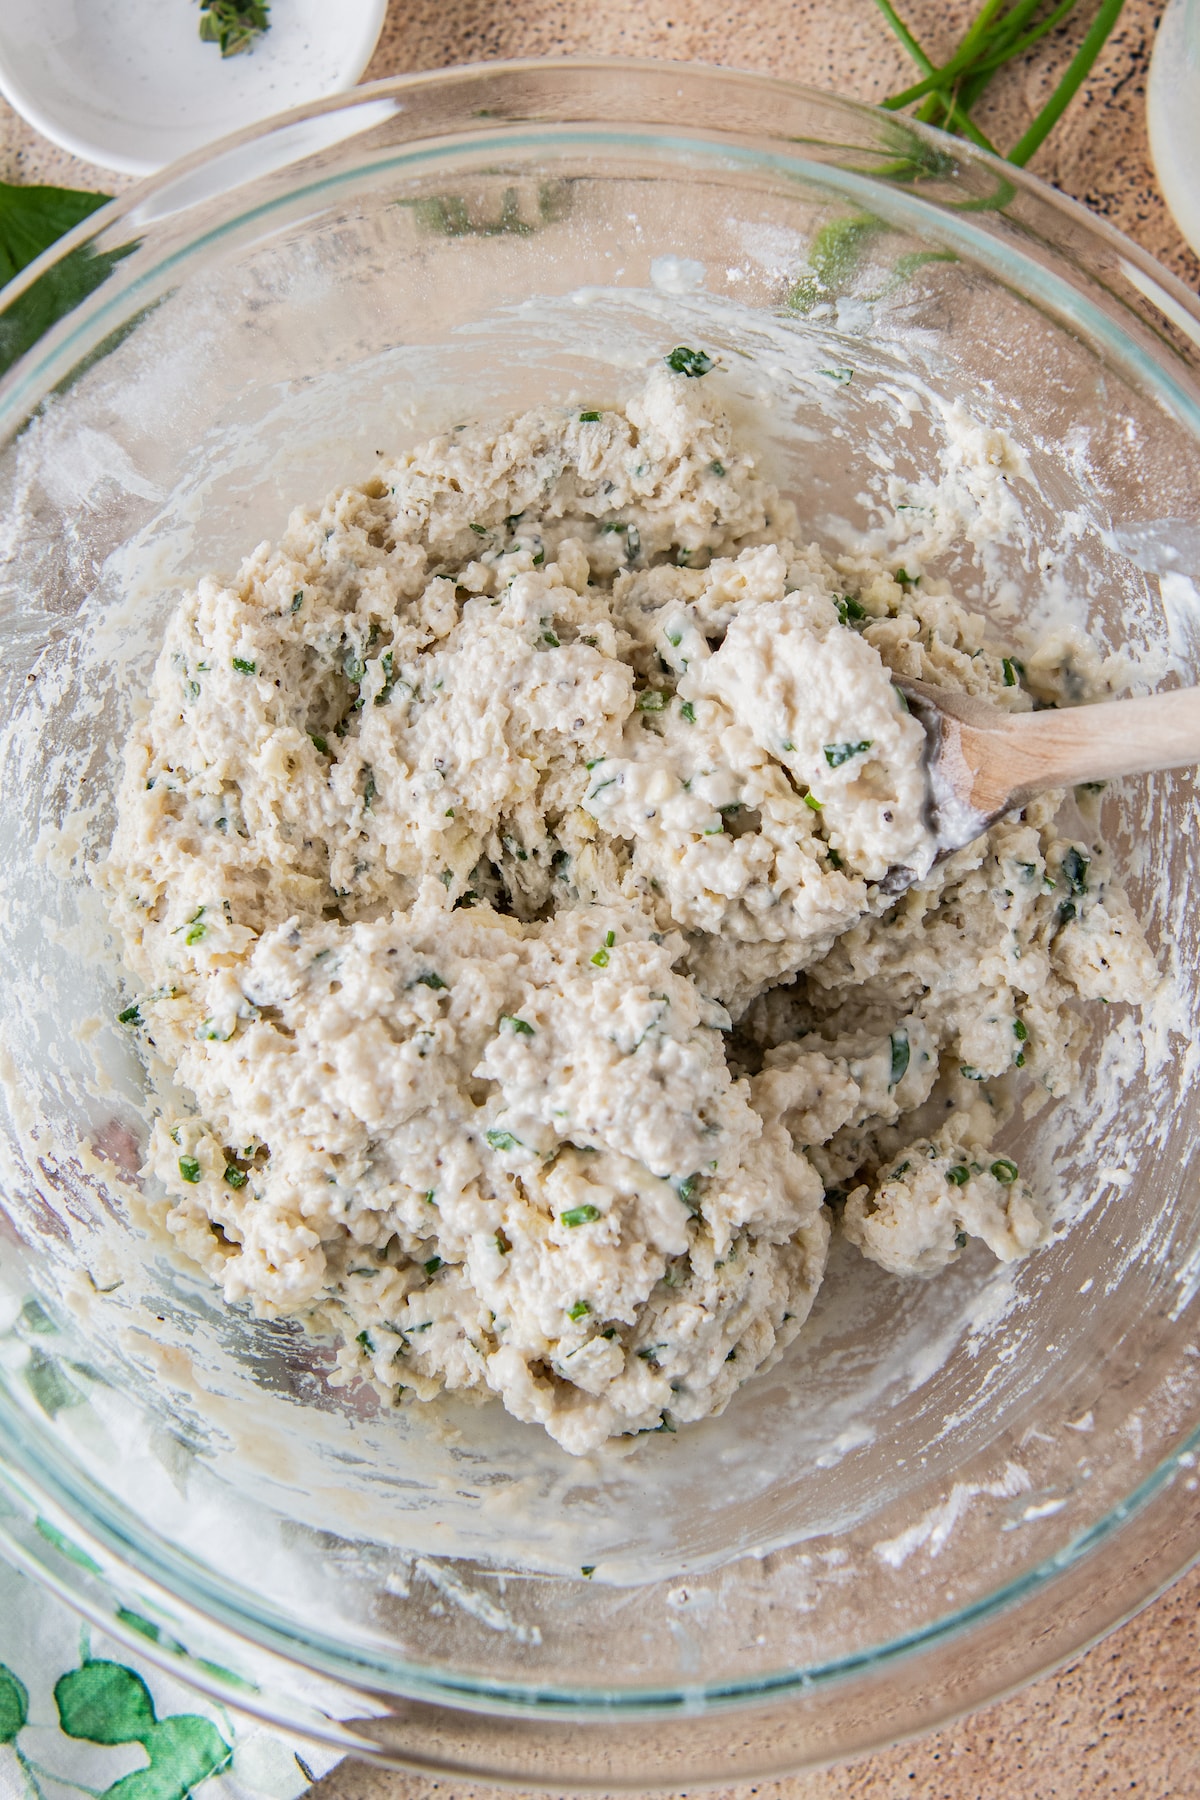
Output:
[{"xmin": 3, "ymin": 58, "xmax": 1200, "ymax": 1789}]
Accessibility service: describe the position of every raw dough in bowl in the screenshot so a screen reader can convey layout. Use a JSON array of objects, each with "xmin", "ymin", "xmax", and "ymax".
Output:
[{"xmin": 100, "ymin": 359, "xmax": 1159, "ymax": 1454}]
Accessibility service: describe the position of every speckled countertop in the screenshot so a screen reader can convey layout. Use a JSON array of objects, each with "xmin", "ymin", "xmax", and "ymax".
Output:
[{"xmin": 4, "ymin": 4, "xmax": 1199, "ymax": 1795}]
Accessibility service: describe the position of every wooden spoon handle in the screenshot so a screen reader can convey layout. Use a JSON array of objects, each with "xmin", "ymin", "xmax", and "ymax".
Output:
[{"xmin": 963, "ymin": 685, "xmax": 1200, "ymax": 816}]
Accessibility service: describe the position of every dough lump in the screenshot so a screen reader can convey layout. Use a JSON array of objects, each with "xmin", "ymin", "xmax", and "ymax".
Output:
[{"xmin": 102, "ymin": 361, "xmax": 1158, "ymax": 1453}]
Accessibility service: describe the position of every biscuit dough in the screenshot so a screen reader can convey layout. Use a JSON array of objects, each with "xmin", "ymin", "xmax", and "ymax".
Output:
[{"xmin": 102, "ymin": 361, "xmax": 1158, "ymax": 1453}]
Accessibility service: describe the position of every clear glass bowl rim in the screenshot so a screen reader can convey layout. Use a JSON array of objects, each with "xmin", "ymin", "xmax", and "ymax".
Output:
[{"xmin": 2, "ymin": 53, "xmax": 1200, "ymax": 1734}]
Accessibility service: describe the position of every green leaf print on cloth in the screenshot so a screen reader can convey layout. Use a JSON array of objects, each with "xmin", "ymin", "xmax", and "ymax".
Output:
[
  {"xmin": 0, "ymin": 1662, "xmax": 30, "ymax": 1743},
  {"xmin": 54, "ymin": 1661, "xmax": 231, "ymax": 1798}
]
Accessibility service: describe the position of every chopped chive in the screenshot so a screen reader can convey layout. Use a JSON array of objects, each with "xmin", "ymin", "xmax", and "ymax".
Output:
[
  {"xmin": 469, "ymin": 522, "xmax": 488, "ymax": 535},
  {"xmin": 820, "ymin": 365, "xmax": 854, "ymax": 384},
  {"xmin": 591, "ymin": 946, "xmax": 610, "ymax": 968},
  {"xmin": 946, "ymin": 1165, "xmax": 971, "ymax": 1186},
  {"xmin": 424, "ymin": 1256, "xmax": 443, "ymax": 1276},
  {"xmin": 804, "ymin": 793, "xmax": 823, "ymax": 811},
  {"xmin": 835, "ymin": 594, "xmax": 867, "ymax": 626},
  {"xmin": 310, "ymin": 733, "xmax": 329, "ymax": 754},
  {"xmin": 117, "ymin": 1004, "xmax": 141, "ymax": 1026},
  {"xmin": 356, "ymin": 1330, "xmax": 374, "ymax": 1353},
  {"xmin": 665, "ymin": 346, "xmax": 714, "ymax": 377},
  {"xmin": 178, "ymin": 1155, "xmax": 202, "ymax": 1184},
  {"xmin": 232, "ymin": 657, "xmax": 256, "ymax": 675},
  {"xmin": 495, "ymin": 1227, "xmax": 511, "ymax": 1254},
  {"xmin": 416, "ymin": 972, "xmax": 447, "ymax": 990},
  {"xmin": 581, "ymin": 1565, "xmax": 595, "ymax": 1577},
  {"xmin": 990, "ymin": 1159, "xmax": 1019, "ymax": 1185},
  {"xmin": 710, "ymin": 460, "xmax": 725, "ymax": 476},
  {"xmin": 291, "ymin": 591, "xmax": 304, "ymax": 612},
  {"xmin": 889, "ymin": 1032, "xmax": 910, "ymax": 1086},
  {"xmin": 827, "ymin": 846, "xmax": 844, "ymax": 869},
  {"xmin": 1061, "ymin": 848, "xmax": 1090, "ymax": 896},
  {"xmin": 679, "ymin": 700, "xmax": 696, "ymax": 723},
  {"xmin": 1002, "ymin": 657, "xmax": 1020, "ymax": 687},
  {"xmin": 637, "ymin": 689, "xmax": 667, "ymax": 712},
  {"xmin": 1013, "ymin": 1018, "xmax": 1028, "ymax": 1042},
  {"xmin": 579, "ymin": 410, "xmax": 602, "ymax": 422},
  {"xmin": 500, "ymin": 1014, "xmax": 535, "ymax": 1036},
  {"xmin": 955, "ymin": 1231, "xmax": 968, "ymax": 1249},
  {"xmin": 824, "ymin": 740, "xmax": 872, "ymax": 767},
  {"xmin": 568, "ymin": 1299, "xmax": 591, "ymax": 1321},
  {"xmin": 960, "ymin": 1064, "xmax": 985, "ymax": 1081},
  {"xmin": 486, "ymin": 1128, "xmax": 521, "ymax": 1152},
  {"xmin": 224, "ymin": 1165, "xmax": 247, "ymax": 1188},
  {"xmin": 561, "ymin": 1203, "xmax": 601, "ymax": 1227},
  {"xmin": 604, "ymin": 930, "xmax": 615, "ymax": 947}
]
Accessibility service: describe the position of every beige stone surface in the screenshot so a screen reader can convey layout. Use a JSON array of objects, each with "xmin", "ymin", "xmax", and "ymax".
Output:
[{"xmin": 3, "ymin": 1, "xmax": 1199, "ymax": 1793}]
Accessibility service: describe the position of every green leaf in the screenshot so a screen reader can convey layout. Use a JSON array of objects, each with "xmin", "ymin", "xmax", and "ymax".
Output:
[
  {"xmin": 196, "ymin": 0, "xmax": 270, "ymax": 57},
  {"xmin": 0, "ymin": 179, "xmax": 111, "ymax": 287},
  {"xmin": 56, "ymin": 1661, "xmax": 157, "ymax": 1745},
  {"xmin": 35, "ymin": 1516, "xmax": 103, "ymax": 1574},
  {"xmin": 889, "ymin": 1032, "xmax": 910, "ymax": 1086},
  {"xmin": 0, "ymin": 1663, "xmax": 29, "ymax": 1744},
  {"xmin": 104, "ymin": 1716, "xmax": 232, "ymax": 1800},
  {"xmin": 25, "ymin": 1349, "xmax": 84, "ymax": 1417}
]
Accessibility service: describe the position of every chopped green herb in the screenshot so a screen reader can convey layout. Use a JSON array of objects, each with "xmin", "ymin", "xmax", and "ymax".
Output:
[
  {"xmin": 579, "ymin": 410, "xmax": 602, "ymax": 422},
  {"xmin": 425, "ymin": 1190, "xmax": 437, "ymax": 1205},
  {"xmin": 665, "ymin": 346, "xmax": 714, "ymax": 378},
  {"xmin": 178, "ymin": 1155, "xmax": 202, "ymax": 1185},
  {"xmin": 827, "ymin": 846, "xmax": 844, "ymax": 869},
  {"xmin": 495, "ymin": 1227, "xmax": 511, "ymax": 1254},
  {"xmin": 889, "ymin": 1032, "xmax": 910, "ymax": 1086},
  {"xmin": 893, "ymin": 568, "xmax": 917, "ymax": 587},
  {"xmin": 198, "ymin": 0, "xmax": 270, "ymax": 56},
  {"xmin": 710, "ymin": 460, "xmax": 726, "ymax": 476},
  {"xmin": 820, "ymin": 365, "xmax": 854, "ymax": 384},
  {"xmin": 804, "ymin": 793, "xmax": 823, "ymax": 812},
  {"xmin": 637, "ymin": 689, "xmax": 667, "ymax": 712},
  {"xmin": 223, "ymin": 1165, "xmax": 247, "ymax": 1188},
  {"xmin": 591, "ymin": 946, "xmax": 610, "ymax": 968},
  {"xmin": 562, "ymin": 1204, "xmax": 601, "ymax": 1227},
  {"xmin": 568, "ymin": 1299, "xmax": 591, "ymax": 1321},
  {"xmin": 356, "ymin": 1330, "xmax": 374, "ymax": 1353},
  {"xmin": 824, "ymin": 740, "xmax": 872, "ymax": 768},
  {"xmin": 946, "ymin": 1165, "xmax": 971, "ymax": 1186},
  {"xmin": 1013, "ymin": 1018, "xmax": 1028, "ymax": 1042},
  {"xmin": 343, "ymin": 649, "xmax": 366, "ymax": 683},
  {"xmin": 416, "ymin": 972, "xmax": 447, "ymax": 990},
  {"xmin": 1060, "ymin": 847, "xmax": 1090, "ymax": 895},
  {"xmin": 955, "ymin": 1231, "xmax": 968, "ymax": 1249},
  {"xmin": 231, "ymin": 657, "xmax": 256, "ymax": 676},
  {"xmin": 666, "ymin": 627, "xmax": 683, "ymax": 647},
  {"xmin": 469, "ymin": 522, "xmax": 488, "ymax": 535},
  {"xmin": 1002, "ymin": 657, "xmax": 1021, "ymax": 687},
  {"xmin": 291, "ymin": 591, "xmax": 303, "ymax": 612},
  {"xmin": 185, "ymin": 917, "xmax": 207, "ymax": 946},
  {"xmin": 834, "ymin": 595, "xmax": 867, "ymax": 626},
  {"xmin": 581, "ymin": 1565, "xmax": 596, "ymax": 1577},
  {"xmin": 117, "ymin": 1003, "xmax": 141, "ymax": 1026},
  {"xmin": 362, "ymin": 768, "xmax": 376, "ymax": 810},
  {"xmin": 604, "ymin": 930, "xmax": 616, "ymax": 947},
  {"xmin": 990, "ymin": 1159, "xmax": 1019, "ymax": 1185},
  {"xmin": 679, "ymin": 700, "xmax": 696, "ymax": 724},
  {"xmin": 890, "ymin": 1162, "xmax": 911, "ymax": 1180},
  {"xmin": 960, "ymin": 1064, "xmax": 985, "ymax": 1081},
  {"xmin": 542, "ymin": 628, "xmax": 560, "ymax": 648},
  {"xmin": 486, "ymin": 1128, "xmax": 521, "ymax": 1152},
  {"xmin": 500, "ymin": 1013, "xmax": 535, "ymax": 1036},
  {"xmin": 310, "ymin": 733, "xmax": 329, "ymax": 754},
  {"xmin": 674, "ymin": 1173, "xmax": 701, "ymax": 1213},
  {"xmin": 424, "ymin": 1256, "xmax": 443, "ymax": 1276}
]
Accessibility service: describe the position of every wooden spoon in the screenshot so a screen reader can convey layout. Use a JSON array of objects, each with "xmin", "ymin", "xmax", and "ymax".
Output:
[{"xmin": 899, "ymin": 678, "xmax": 1200, "ymax": 856}]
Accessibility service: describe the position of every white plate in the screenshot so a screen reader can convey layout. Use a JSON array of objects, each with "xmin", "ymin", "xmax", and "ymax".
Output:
[{"xmin": 0, "ymin": 0, "xmax": 388, "ymax": 178}]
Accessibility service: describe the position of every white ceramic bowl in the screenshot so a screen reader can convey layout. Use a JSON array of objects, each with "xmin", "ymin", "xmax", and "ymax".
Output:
[{"xmin": 0, "ymin": 0, "xmax": 387, "ymax": 177}]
